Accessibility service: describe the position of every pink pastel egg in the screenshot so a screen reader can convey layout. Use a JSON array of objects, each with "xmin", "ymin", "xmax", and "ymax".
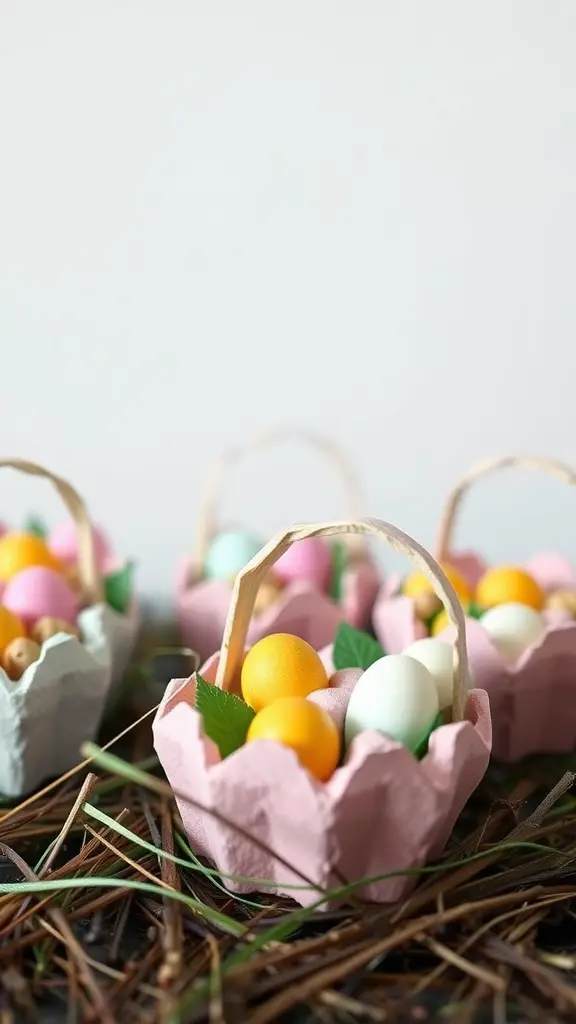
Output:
[
  {"xmin": 274, "ymin": 537, "xmax": 332, "ymax": 591},
  {"xmin": 48, "ymin": 521, "xmax": 111, "ymax": 571},
  {"xmin": 3, "ymin": 566, "xmax": 78, "ymax": 628}
]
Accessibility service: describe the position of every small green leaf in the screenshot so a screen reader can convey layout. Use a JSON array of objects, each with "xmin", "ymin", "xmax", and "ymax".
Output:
[
  {"xmin": 104, "ymin": 562, "xmax": 134, "ymax": 614},
  {"xmin": 24, "ymin": 515, "xmax": 47, "ymax": 539},
  {"xmin": 333, "ymin": 622, "xmax": 384, "ymax": 671},
  {"xmin": 413, "ymin": 713, "xmax": 443, "ymax": 760},
  {"xmin": 195, "ymin": 675, "xmax": 255, "ymax": 759},
  {"xmin": 468, "ymin": 601, "xmax": 483, "ymax": 620},
  {"xmin": 329, "ymin": 541, "xmax": 348, "ymax": 603}
]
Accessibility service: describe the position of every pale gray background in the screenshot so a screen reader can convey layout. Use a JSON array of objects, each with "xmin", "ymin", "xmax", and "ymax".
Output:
[{"xmin": 1, "ymin": 1, "xmax": 575, "ymax": 606}]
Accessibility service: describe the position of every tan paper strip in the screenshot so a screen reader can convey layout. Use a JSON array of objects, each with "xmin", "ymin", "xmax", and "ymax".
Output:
[
  {"xmin": 215, "ymin": 517, "xmax": 470, "ymax": 722},
  {"xmin": 435, "ymin": 454, "xmax": 576, "ymax": 564},
  {"xmin": 0, "ymin": 459, "xmax": 102, "ymax": 605},
  {"xmin": 193, "ymin": 428, "xmax": 365, "ymax": 573}
]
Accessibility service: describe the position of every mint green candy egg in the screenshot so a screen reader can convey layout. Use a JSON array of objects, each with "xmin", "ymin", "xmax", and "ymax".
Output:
[{"xmin": 204, "ymin": 530, "xmax": 263, "ymax": 581}]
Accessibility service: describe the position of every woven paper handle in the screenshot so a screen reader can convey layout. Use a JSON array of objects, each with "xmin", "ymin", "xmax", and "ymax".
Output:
[
  {"xmin": 215, "ymin": 517, "xmax": 470, "ymax": 721},
  {"xmin": 0, "ymin": 459, "xmax": 102, "ymax": 605},
  {"xmin": 435, "ymin": 455, "xmax": 576, "ymax": 564},
  {"xmin": 193, "ymin": 428, "xmax": 365, "ymax": 570}
]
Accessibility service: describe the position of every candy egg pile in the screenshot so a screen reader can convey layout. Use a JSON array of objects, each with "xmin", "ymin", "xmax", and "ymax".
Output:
[
  {"xmin": 402, "ymin": 562, "xmax": 549, "ymax": 665},
  {"xmin": 0, "ymin": 529, "xmax": 86, "ymax": 681},
  {"xmin": 195, "ymin": 627, "xmax": 457, "ymax": 782},
  {"xmin": 0, "ymin": 515, "xmax": 133, "ymax": 683},
  {"xmin": 401, "ymin": 563, "xmax": 475, "ymax": 634},
  {"xmin": 203, "ymin": 530, "xmax": 351, "ymax": 610}
]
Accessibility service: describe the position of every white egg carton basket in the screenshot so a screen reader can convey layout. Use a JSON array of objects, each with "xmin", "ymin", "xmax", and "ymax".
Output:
[{"xmin": 0, "ymin": 459, "xmax": 138, "ymax": 797}]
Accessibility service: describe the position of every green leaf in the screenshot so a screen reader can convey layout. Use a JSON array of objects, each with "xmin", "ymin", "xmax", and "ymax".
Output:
[
  {"xmin": 329, "ymin": 541, "xmax": 347, "ymax": 603},
  {"xmin": 195, "ymin": 675, "xmax": 255, "ymax": 759},
  {"xmin": 24, "ymin": 514, "xmax": 47, "ymax": 539},
  {"xmin": 332, "ymin": 622, "xmax": 384, "ymax": 671},
  {"xmin": 413, "ymin": 713, "xmax": 443, "ymax": 759},
  {"xmin": 468, "ymin": 601, "xmax": 483, "ymax": 620},
  {"xmin": 104, "ymin": 562, "xmax": 134, "ymax": 614}
]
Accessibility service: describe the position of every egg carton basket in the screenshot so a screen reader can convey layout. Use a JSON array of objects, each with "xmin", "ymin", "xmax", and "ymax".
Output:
[
  {"xmin": 177, "ymin": 428, "xmax": 380, "ymax": 663},
  {"xmin": 0, "ymin": 459, "xmax": 139, "ymax": 797},
  {"xmin": 156, "ymin": 517, "xmax": 491, "ymax": 909},
  {"xmin": 373, "ymin": 455, "xmax": 576, "ymax": 763}
]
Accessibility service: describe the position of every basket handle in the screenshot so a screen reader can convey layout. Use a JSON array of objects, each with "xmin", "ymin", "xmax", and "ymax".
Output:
[
  {"xmin": 215, "ymin": 517, "xmax": 470, "ymax": 722},
  {"xmin": 0, "ymin": 458, "xmax": 102, "ymax": 605},
  {"xmin": 193, "ymin": 428, "xmax": 365, "ymax": 572},
  {"xmin": 435, "ymin": 455, "xmax": 576, "ymax": 565}
]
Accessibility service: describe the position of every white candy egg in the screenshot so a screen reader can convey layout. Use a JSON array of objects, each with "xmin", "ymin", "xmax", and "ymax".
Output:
[
  {"xmin": 403, "ymin": 638, "xmax": 454, "ymax": 710},
  {"xmin": 344, "ymin": 654, "xmax": 439, "ymax": 753},
  {"xmin": 480, "ymin": 602, "xmax": 545, "ymax": 665}
]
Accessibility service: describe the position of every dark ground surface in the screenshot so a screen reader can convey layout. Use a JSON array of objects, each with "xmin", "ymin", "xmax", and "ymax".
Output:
[{"xmin": 2, "ymin": 649, "xmax": 576, "ymax": 1022}]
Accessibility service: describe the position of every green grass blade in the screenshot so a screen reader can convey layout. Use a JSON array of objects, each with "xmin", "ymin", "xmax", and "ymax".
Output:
[{"xmin": 0, "ymin": 877, "xmax": 244, "ymax": 936}]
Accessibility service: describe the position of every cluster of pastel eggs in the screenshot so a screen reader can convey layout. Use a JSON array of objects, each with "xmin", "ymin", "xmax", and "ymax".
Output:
[
  {"xmin": 403, "ymin": 563, "xmax": 553, "ymax": 665},
  {"xmin": 204, "ymin": 531, "xmax": 344, "ymax": 613},
  {"xmin": 234, "ymin": 631, "xmax": 454, "ymax": 782},
  {"xmin": 0, "ymin": 524, "xmax": 108, "ymax": 681}
]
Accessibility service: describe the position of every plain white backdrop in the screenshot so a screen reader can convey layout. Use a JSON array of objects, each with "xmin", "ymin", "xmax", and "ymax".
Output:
[{"xmin": 1, "ymin": 1, "xmax": 576, "ymax": 605}]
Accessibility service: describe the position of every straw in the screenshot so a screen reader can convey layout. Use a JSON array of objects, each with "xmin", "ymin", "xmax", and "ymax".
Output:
[
  {"xmin": 192, "ymin": 428, "xmax": 366, "ymax": 577},
  {"xmin": 435, "ymin": 454, "xmax": 576, "ymax": 565}
]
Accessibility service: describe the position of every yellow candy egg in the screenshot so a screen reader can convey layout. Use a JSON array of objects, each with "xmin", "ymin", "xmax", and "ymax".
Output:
[
  {"xmin": 430, "ymin": 609, "xmax": 449, "ymax": 637},
  {"xmin": 0, "ymin": 532, "xmax": 61, "ymax": 583},
  {"xmin": 246, "ymin": 697, "xmax": 340, "ymax": 781},
  {"xmin": 475, "ymin": 566, "xmax": 543, "ymax": 612},
  {"xmin": 241, "ymin": 633, "xmax": 329, "ymax": 712},
  {"xmin": 402, "ymin": 564, "xmax": 472, "ymax": 606}
]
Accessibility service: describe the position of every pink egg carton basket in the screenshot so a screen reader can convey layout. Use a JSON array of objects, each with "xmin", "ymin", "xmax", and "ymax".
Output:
[
  {"xmin": 0, "ymin": 459, "xmax": 139, "ymax": 797},
  {"xmin": 374, "ymin": 455, "xmax": 576, "ymax": 763},
  {"xmin": 155, "ymin": 517, "xmax": 491, "ymax": 909},
  {"xmin": 176, "ymin": 429, "xmax": 380, "ymax": 663}
]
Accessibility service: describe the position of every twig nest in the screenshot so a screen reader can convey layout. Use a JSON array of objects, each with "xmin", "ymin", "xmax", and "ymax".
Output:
[
  {"xmin": 3, "ymin": 638, "xmax": 41, "ymax": 680},
  {"xmin": 545, "ymin": 589, "xmax": 576, "ymax": 617},
  {"xmin": 32, "ymin": 617, "xmax": 81, "ymax": 644}
]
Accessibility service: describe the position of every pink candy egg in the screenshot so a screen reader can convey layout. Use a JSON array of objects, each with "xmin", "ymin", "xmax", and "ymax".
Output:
[
  {"xmin": 3, "ymin": 566, "xmax": 78, "ymax": 628},
  {"xmin": 274, "ymin": 537, "xmax": 332, "ymax": 591},
  {"xmin": 48, "ymin": 521, "xmax": 110, "ymax": 571}
]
